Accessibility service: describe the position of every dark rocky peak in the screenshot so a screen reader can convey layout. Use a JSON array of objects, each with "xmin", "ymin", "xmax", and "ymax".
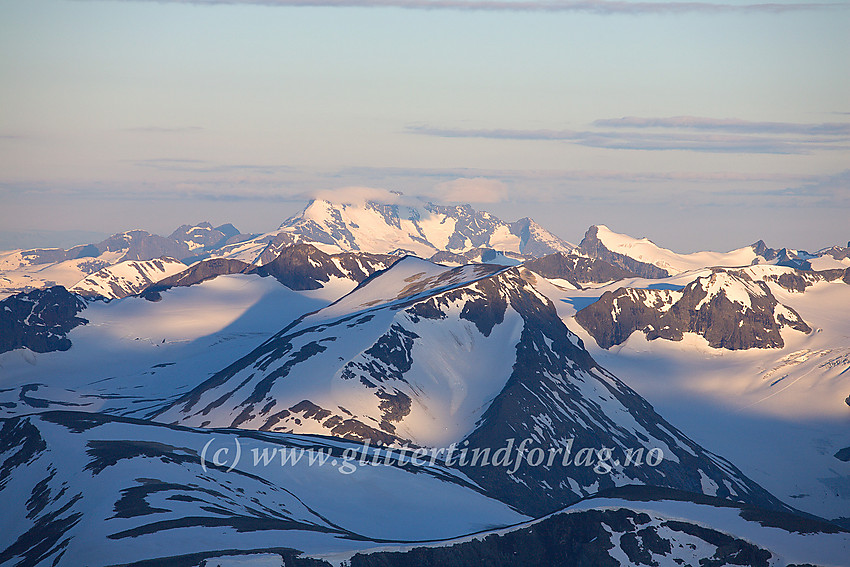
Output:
[
  {"xmin": 252, "ymin": 243, "xmax": 398, "ymax": 291},
  {"xmin": 168, "ymin": 221, "xmax": 234, "ymax": 248},
  {"xmin": 452, "ymin": 269, "xmax": 789, "ymax": 516},
  {"xmin": 750, "ymin": 239, "xmax": 771, "ymax": 257},
  {"xmin": 579, "ymin": 225, "xmax": 670, "ymax": 279},
  {"xmin": 523, "ymin": 252, "xmax": 638, "ymax": 287},
  {"xmin": 142, "ymin": 257, "xmax": 254, "ymax": 299},
  {"xmin": 142, "ymin": 244, "xmax": 399, "ymax": 299},
  {"xmin": 0, "ymin": 286, "xmax": 88, "ymax": 354},
  {"xmin": 462, "ymin": 247, "xmax": 524, "ymax": 265},
  {"xmin": 254, "ymin": 231, "xmax": 306, "ymax": 265},
  {"xmin": 428, "ymin": 250, "xmax": 469, "ymax": 265},
  {"xmin": 750, "ymin": 240, "xmax": 813, "ymax": 270},
  {"xmin": 819, "ymin": 244, "xmax": 850, "ymax": 261},
  {"xmin": 94, "ymin": 230, "xmax": 192, "ymax": 262},
  {"xmin": 575, "ymin": 269, "xmax": 811, "ymax": 350},
  {"xmin": 214, "ymin": 222, "xmax": 240, "ymax": 239}
]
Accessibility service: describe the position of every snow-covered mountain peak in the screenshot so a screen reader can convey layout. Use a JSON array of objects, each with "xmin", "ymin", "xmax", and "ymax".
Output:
[
  {"xmin": 70, "ymin": 257, "xmax": 187, "ymax": 299},
  {"xmin": 168, "ymin": 221, "xmax": 240, "ymax": 252},
  {"xmin": 274, "ymin": 198, "xmax": 574, "ymax": 260},
  {"xmin": 307, "ymin": 256, "xmax": 506, "ymax": 325},
  {"xmin": 581, "ymin": 224, "xmax": 766, "ymax": 277},
  {"xmin": 694, "ymin": 269, "xmax": 767, "ymax": 310}
]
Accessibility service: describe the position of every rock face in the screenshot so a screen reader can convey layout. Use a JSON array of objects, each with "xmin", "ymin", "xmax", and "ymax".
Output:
[
  {"xmin": 750, "ymin": 240, "xmax": 813, "ymax": 270},
  {"xmin": 169, "ymin": 222, "xmax": 240, "ymax": 253},
  {"xmin": 0, "ymin": 287, "xmax": 87, "ymax": 354},
  {"xmin": 509, "ymin": 217, "xmax": 577, "ymax": 258},
  {"xmin": 820, "ymin": 244, "xmax": 850, "ymax": 262},
  {"xmin": 142, "ymin": 245, "xmax": 399, "ymax": 298},
  {"xmin": 350, "ymin": 509, "xmax": 772, "ymax": 567},
  {"xmin": 575, "ymin": 269, "xmax": 811, "ymax": 350},
  {"xmin": 142, "ymin": 257, "xmax": 254, "ymax": 296},
  {"xmin": 428, "ymin": 250, "xmax": 471, "ymax": 265},
  {"xmin": 251, "ymin": 244, "xmax": 398, "ymax": 290},
  {"xmin": 345, "ymin": 487, "xmax": 845, "ymax": 567},
  {"xmin": 579, "ymin": 225, "xmax": 670, "ymax": 278},
  {"xmin": 155, "ymin": 259, "xmax": 787, "ymax": 518},
  {"xmin": 74, "ymin": 223, "xmax": 243, "ymax": 265},
  {"xmin": 522, "ymin": 252, "xmax": 638, "ymax": 286}
]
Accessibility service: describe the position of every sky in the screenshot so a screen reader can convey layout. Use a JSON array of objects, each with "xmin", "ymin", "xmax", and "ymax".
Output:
[{"xmin": 1, "ymin": 0, "xmax": 848, "ymax": 252}]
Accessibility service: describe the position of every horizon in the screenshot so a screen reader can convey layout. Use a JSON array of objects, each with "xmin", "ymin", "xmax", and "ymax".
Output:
[{"xmin": 1, "ymin": 193, "xmax": 846, "ymax": 255}]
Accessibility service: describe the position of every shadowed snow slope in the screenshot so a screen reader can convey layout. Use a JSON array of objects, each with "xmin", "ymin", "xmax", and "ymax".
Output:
[
  {"xmin": 156, "ymin": 259, "xmax": 789, "ymax": 517},
  {"xmin": 542, "ymin": 264, "xmax": 850, "ymax": 522},
  {"xmin": 0, "ymin": 411, "xmax": 527, "ymax": 567}
]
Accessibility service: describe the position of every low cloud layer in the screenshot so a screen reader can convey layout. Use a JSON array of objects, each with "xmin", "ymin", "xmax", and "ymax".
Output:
[
  {"xmin": 408, "ymin": 117, "xmax": 850, "ymax": 154},
  {"xmin": 122, "ymin": 126, "xmax": 205, "ymax": 134},
  {"xmin": 96, "ymin": 0, "xmax": 845, "ymax": 14},
  {"xmin": 593, "ymin": 116, "xmax": 850, "ymax": 136},
  {"xmin": 308, "ymin": 186, "xmax": 406, "ymax": 205},
  {"xmin": 433, "ymin": 177, "xmax": 509, "ymax": 203}
]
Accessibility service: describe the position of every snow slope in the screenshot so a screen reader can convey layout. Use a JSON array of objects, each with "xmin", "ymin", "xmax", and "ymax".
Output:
[
  {"xmin": 536, "ymin": 265, "xmax": 850, "ymax": 521},
  {"xmin": 340, "ymin": 489, "xmax": 850, "ymax": 567},
  {"xmin": 157, "ymin": 259, "xmax": 523, "ymax": 447},
  {"xmin": 587, "ymin": 224, "xmax": 760, "ymax": 275},
  {"xmin": 0, "ymin": 250, "xmax": 125, "ymax": 299},
  {"xmin": 71, "ymin": 257, "xmax": 187, "ymax": 299},
  {"xmin": 0, "ymin": 411, "xmax": 528, "ymax": 566},
  {"xmin": 156, "ymin": 259, "xmax": 789, "ymax": 518},
  {"xmin": 0, "ymin": 274, "xmax": 347, "ymax": 420},
  {"xmin": 0, "ymin": 223, "xmax": 243, "ymax": 298}
]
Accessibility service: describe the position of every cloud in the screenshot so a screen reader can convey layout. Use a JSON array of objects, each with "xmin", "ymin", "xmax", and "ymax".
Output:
[
  {"xmin": 408, "ymin": 126, "xmax": 583, "ymax": 141},
  {"xmin": 133, "ymin": 158, "xmax": 295, "ymax": 174},
  {"xmin": 122, "ymin": 126, "xmax": 205, "ymax": 133},
  {"xmin": 433, "ymin": 177, "xmax": 509, "ymax": 203},
  {"xmin": 97, "ymin": 0, "xmax": 844, "ymax": 14},
  {"xmin": 5, "ymin": 166, "xmax": 847, "ymax": 220},
  {"xmin": 407, "ymin": 119, "xmax": 850, "ymax": 154},
  {"xmin": 769, "ymin": 169, "xmax": 850, "ymax": 205},
  {"xmin": 307, "ymin": 186, "xmax": 406, "ymax": 205},
  {"xmin": 593, "ymin": 116, "xmax": 850, "ymax": 136}
]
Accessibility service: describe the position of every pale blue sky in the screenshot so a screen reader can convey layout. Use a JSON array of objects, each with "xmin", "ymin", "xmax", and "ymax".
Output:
[{"xmin": 1, "ymin": 0, "xmax": 848, "ymax": 252}]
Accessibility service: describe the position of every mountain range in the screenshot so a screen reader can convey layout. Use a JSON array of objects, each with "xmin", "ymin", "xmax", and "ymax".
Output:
[{"xmin": 1, "ymin": 196, "xmax": 848, "ymax": 566}]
